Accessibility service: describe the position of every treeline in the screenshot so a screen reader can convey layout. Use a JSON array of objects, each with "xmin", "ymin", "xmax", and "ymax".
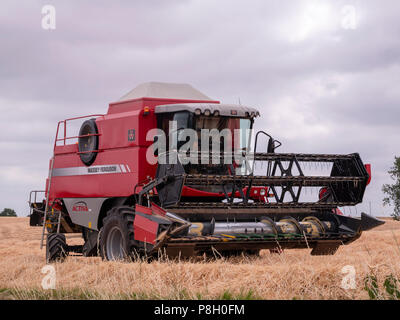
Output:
[{"xmin": 0, "ymin": 208, "xmax": 17, "ymax": 217}]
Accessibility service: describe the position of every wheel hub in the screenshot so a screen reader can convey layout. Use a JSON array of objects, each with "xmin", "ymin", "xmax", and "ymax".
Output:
[{"xmin": 106, "ymin": 226, "xmax": 125, "ymax": 260}]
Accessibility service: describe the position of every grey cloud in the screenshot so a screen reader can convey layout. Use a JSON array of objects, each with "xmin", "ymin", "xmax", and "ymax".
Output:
[{"xmin": 0, "ymin": 0, "xmax": 398, "ymax": 216}]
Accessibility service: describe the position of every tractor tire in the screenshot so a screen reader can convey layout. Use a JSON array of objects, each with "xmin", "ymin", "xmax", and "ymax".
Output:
[
  {"xmin": 99, "ymin": 207, "xmax": 140, "ymax": 261},
  {"xmin": 29, "ymin": 210, "xmax": 42, "ymax": 226},
  {"xmin": 82, "ymin": 228, "xmax": 99, "ymax": 257},
  {"xmin": 46, "ymin": 233, "xmax": 68, "ymax": 263}
]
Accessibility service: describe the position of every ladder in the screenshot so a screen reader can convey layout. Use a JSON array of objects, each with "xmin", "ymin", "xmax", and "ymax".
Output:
[{"xmin": 40, "ymin": 157, "xmax": 62, "ymax": 249}]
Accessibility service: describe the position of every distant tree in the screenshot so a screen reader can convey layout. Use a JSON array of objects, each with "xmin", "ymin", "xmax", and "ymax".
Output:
[
  {"xmin": 383, "ymin": 157, "xmax": 400, "ymax": 221},
  {"xmin": 0, "ymin": 208, "xmax": 17, "ymax": 217}
]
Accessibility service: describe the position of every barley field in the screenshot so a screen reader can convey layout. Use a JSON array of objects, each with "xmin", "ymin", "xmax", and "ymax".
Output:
[{"xmin": 0, "ymin": 217, "xmax": 399, "ymax": 300}]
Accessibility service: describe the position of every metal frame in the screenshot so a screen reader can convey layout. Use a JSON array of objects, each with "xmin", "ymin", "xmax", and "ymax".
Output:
[{"xmin": 54, "ymin": 114, "xmax": 104, "ymax": 149}]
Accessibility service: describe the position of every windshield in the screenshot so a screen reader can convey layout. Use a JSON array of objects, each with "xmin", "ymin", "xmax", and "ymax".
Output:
[
  {"xmin": 194, "ymin": 116, "xmax": 252, "ymax": 153},
  {"xmin": 157, "ymin": 112, "xmax": 253, "ymax": 176},
  {"xmin": 174, "ymin": 111, "xmax": 192, "ymax": 130},
  {"xmin": 158, "ymin": 111, "xmax": 253, "ymax": 162},
  {"xmin": 239, "ymin": 118, "xmax": 251, "ymax": 151}
]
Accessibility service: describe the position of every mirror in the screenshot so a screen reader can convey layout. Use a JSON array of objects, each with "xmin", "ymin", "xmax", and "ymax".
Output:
[{"xmin": 267, "ymin": 137, "xmax": 275, "ymax": 153}]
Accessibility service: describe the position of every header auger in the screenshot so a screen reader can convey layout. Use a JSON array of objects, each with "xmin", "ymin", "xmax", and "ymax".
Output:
[{"xmin": 28, "ymin": 82, "xmax": 384, "ymax": 262}]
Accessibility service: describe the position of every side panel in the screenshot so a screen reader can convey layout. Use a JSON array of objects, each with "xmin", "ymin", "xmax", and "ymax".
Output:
[
  {"xmin": 63, "ymin": 198, "xmax": 107, "ymax": 230},
  {"xmin": 49, "ymin": 108, "xmax": 158, "ymax": 201},
  {"xmin": 133, "ymin": 214, "xmax": 158, "ymax": 244},
  {"xmin": 50, "ymin": 148, "xmax": 141, "ymax": 199}
]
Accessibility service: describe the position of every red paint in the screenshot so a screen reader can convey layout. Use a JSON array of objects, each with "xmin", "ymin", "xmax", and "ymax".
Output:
[
  {"xmin": 151, "ymin": 203, "xmax": 167, "ymax": 216},
  {"xmin": 246, "ymin": 186, "xmax": 271, "ymax": 202},
  {"xmin": 72, "ymin": 205, "xmax": 88, "ymax": 212},
  {"xmin": 54, "ymin": 144, "xmax": 78, "ymax": 155},
  {"xmin": 319, "ymin": 187, "xmax": 328, "ymax": 200},
  {"xmin": 364, "ymin": 164, "xmax": 371, "ymax": 185},
  {"xmin": 181, "ymin": 186, "xmax": 225, "ymax": 198},
  {"xmin": 181, "ymin": 185, "xmax": 271, "ymax": 201},
  {"xmin": 133, "ymin": 214, "xmax": 158, "ymax": 244},
  {"xmin": 333, "ymin": 208, "xmax": 344, "ymax": 216},
  {"xmin": 135, "ymin": 204, "xmax": 152, "ymax": 216}
]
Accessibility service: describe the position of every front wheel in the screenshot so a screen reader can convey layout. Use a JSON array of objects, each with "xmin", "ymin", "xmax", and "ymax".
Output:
[
  {"xmin": 46, "ymin": 233, "xmax": 68, "ymax": 263},
  {"xmin": 99, "ymin": 207, "xmax": 138, "ymax": 261}
]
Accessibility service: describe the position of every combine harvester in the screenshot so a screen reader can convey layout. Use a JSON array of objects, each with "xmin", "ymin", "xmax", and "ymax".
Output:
[{"xmin": 29, "ymin": 82, "xmax": 384, "ymax": 262}]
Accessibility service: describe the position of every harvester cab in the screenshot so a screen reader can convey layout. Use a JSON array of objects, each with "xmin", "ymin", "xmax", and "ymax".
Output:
[
  {"xmin": 28, "ymin": 82, "xmax": 385, "ymax": 262},
  {"xmin": 153, "ymin": 104, "xmax": 259, "ymax": 180}
]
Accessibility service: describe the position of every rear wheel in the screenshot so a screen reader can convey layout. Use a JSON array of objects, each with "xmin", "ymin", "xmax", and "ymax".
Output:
[
  {"xmin": 46, "ymin": 233, "xmax": 68, "ymax": 263},
  {"xmin": 99, "ymin": 207, "xmax": 139, "ymax": 261}
]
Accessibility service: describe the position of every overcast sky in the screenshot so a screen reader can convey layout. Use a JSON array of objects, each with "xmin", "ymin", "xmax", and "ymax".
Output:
[{"xmin": 0, "ymin": 0, "xmax": 399, "ymax": 217}]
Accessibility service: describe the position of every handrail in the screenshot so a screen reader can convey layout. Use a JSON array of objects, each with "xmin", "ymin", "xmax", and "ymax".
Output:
[
  {"xmin": 55, "ymin": 133, "xmax": 101, "ymax": 142},
  {"xmin": 53, "ymin": 114, "xmax": 105, "ymax": 150},
  {"xmin": 28, "ymin": 190, "xmax": 46, "ymax": 219},
  {"xmin": 253, "ymin": 131, "xmax": 282, "ymax": 154},
  {"xmin": 29, "ymin": 190, "xmax": 45, "ymax": 206},
  {"xmin": 253, "ymin": 131, "xmax": 282, "ymax": 176}
]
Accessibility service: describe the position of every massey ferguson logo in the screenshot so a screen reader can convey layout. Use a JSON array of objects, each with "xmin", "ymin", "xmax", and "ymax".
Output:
[{"xmin": 72, "ymin": 201, "xmax": 89, "ymax": 212}]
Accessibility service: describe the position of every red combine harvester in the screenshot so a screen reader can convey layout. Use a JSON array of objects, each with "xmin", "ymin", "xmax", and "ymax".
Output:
[{"xmin": 29, "ymin": 82, "xmax": 384, "ymax": 262}]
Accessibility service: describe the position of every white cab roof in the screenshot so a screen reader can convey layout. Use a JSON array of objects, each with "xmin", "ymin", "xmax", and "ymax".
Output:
[{"xmin": 118, "ymin": 82, "xmax": 214, "ymax": 101}]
